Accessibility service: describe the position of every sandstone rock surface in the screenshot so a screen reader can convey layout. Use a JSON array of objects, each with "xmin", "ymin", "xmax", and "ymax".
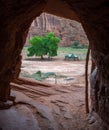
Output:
[{"xmin": 26, "ymin": 13, "xmax": 89, "ymax": 47}]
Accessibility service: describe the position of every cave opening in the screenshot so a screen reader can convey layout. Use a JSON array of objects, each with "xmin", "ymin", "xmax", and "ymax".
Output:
[
  {"xmin": 9, "ymin": 12, "xmax": 92, "ymax": 128},
  {"xmin": 20, "ymin": 12, "xmax": 90, "ymax": 87},
  {"xmin": 9, "ymin": 12, "xmax": 91, "ymax": 129}
]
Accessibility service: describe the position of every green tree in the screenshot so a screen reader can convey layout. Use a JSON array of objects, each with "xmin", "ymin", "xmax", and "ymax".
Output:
[
  {"xmin": 27, "ymin": 32, "xmax": 60, "ymax": 59},
  {"xmin": 43, "ymin": 32, "xmax": 60, "ymax": 58}
]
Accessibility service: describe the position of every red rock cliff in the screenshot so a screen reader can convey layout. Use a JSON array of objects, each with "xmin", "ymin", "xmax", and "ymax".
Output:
[{"xmin": 26, "ymin": 13, "xmax": 89, "ymax": 46}]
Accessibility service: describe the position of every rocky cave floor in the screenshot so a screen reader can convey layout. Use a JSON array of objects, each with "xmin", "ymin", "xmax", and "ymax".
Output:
[{"xmin": 0, "ymin": 59, "xmax": 102, "ymax": 130}]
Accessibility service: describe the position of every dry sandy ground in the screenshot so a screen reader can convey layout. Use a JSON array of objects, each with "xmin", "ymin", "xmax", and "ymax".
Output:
[
  {"xmin": 0, "ymin": 59, "xmax": 100, "ymax": 130},
  {"xmin": 21, "ymin": 58, "xmax": 89, "ymax": 85}
]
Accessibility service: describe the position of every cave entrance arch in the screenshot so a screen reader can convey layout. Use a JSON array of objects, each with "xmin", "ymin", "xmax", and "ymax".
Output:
[
  {"xmin": 18, "ymin": 11, "xmax": 88, "ymax": 117},
  {"xmin": 0, "ymin": 0, "xmax": 91, "ymax": 113},
  {"xmin": 21, "ymin": 12, "xmax": 89, "ymax": 85},
  {"xmin": 0, "ymin": 0, "xmax": 88, "ymax": 102}
]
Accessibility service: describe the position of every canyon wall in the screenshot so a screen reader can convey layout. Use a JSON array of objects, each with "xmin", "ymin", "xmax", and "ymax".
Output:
[{"xmin": 26, "ymin": 13, "xmax": 89, "ymax": 46}]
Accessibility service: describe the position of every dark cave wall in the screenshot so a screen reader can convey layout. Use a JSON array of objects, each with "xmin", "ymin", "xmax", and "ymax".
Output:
[
  {"xmin": 64, "ymin": 0, "xmax": 109, "ymax": 125},
  {"xmin": 0, "ymin": 0, "xmax": 109, "ymax": 128},
  {"xmin": 0, "ymin": 0, "xmax": 46, "ymax": 101}
]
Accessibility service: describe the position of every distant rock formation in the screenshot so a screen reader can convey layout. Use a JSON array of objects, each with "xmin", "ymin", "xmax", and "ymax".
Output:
[{"xmin": 26, "ymin": 13, "xmax": 89, "ymax": 47}]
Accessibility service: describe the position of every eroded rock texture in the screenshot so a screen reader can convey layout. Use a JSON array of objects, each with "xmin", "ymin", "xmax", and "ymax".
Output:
[
  {"xmin": 0, "ymin": 0, "xmax": 109, "ymax": 128},
  {"xmin": 26, "ymin": 13, "xmax": 88, "ymax": 46}
]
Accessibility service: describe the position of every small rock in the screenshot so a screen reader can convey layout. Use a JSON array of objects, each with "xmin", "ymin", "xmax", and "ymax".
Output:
[
  {"xmin": 56, "ymin": 99, "xmax": 69, "ymax": 104},
  {"xmin": 0, "ymin": 100, "xmax": 13, "ymax": 110},
  {"xmin": 60, "ymin": 107, "xmax": 67, "ymax": 112},
  {"xmin": 64, "ymin": 112, "xmax": 72, "ymax": 119},
  {"xmin": 51, "ymin": 100, "xmax": 57, "ymax": 104},
  {"xmin": 60, "ymin": 122, "xmax": 67, "ymax": 129},
  {"xmin": 9, "ymin": 92, "xmax": 16, "ymax": 101},
  {"xmin": 88, "ymin": 116, "xmax": 96, "ymax": 124},
  {"xmin": 55, "ymin": 102, "xmax": 65, "ymax": 107},
  {"xmin": 53, "ymin": 107, "xmax": 61, "ymax": 115}
]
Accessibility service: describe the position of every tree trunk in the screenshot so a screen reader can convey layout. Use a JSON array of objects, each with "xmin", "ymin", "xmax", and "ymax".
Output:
[{"xmin": 41, "ymin": 55, "xmax": 44, "ymax": 59}]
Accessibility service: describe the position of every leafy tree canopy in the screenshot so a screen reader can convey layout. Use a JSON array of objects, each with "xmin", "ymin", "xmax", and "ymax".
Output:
[{"xmin": 27, "ymin": 32, "xmax": 60, "ymax": 59}]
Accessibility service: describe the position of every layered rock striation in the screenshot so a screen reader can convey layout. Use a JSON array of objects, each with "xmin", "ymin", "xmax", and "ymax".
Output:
[{"xmin": 26, "ymin": 13, "xmax": 89, "ymax": 46}]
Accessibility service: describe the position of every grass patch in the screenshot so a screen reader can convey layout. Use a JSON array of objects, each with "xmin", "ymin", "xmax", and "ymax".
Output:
[
  {"xmin": 22, "ymin": 46, "xmax": 89, "ymax": 60},
  {"xmin": 58, "ymin": 47, "xmax": 88, "ymax": 60}
]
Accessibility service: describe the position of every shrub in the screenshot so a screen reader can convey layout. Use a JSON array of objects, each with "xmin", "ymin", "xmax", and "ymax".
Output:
[
  {"xmin": 71, "ymin": 41, "xmax": 88, "ymax": 49},
  {"xmin": 71, "ymin": 41, "xmax": 80, "ymax": 49}
]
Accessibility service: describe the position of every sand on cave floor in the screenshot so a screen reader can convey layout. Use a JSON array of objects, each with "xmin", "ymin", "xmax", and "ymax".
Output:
[
  {"xmin": 20, "ymin": 57, "xmax": 91, "ymax": 86},
  {"xmin": 0, "ymin": 58, "xmax": 97, "ymax": 130}
]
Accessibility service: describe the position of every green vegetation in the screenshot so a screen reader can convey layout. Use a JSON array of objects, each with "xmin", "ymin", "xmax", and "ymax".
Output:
[
  {"xmin": 20, "ymin": 71, "xmax": 55, "ymax": 81},
  {"xmin": 23, "ymin": 46, "xmax": 88, "ymax": 60},
  {"xmin": 58, "ymin": 47, "xmax": 88, "ymax": 60},
  {"xmin": 71, "ymin": 41, "xmax": 88, "ymax": 49},
  {"xmin": 27, "ymin": 32, "xmax": 60, "ymax": 59},
  {"xmin": 20, "ymin": 70, "xmax": 67, "ymax": 81}
]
